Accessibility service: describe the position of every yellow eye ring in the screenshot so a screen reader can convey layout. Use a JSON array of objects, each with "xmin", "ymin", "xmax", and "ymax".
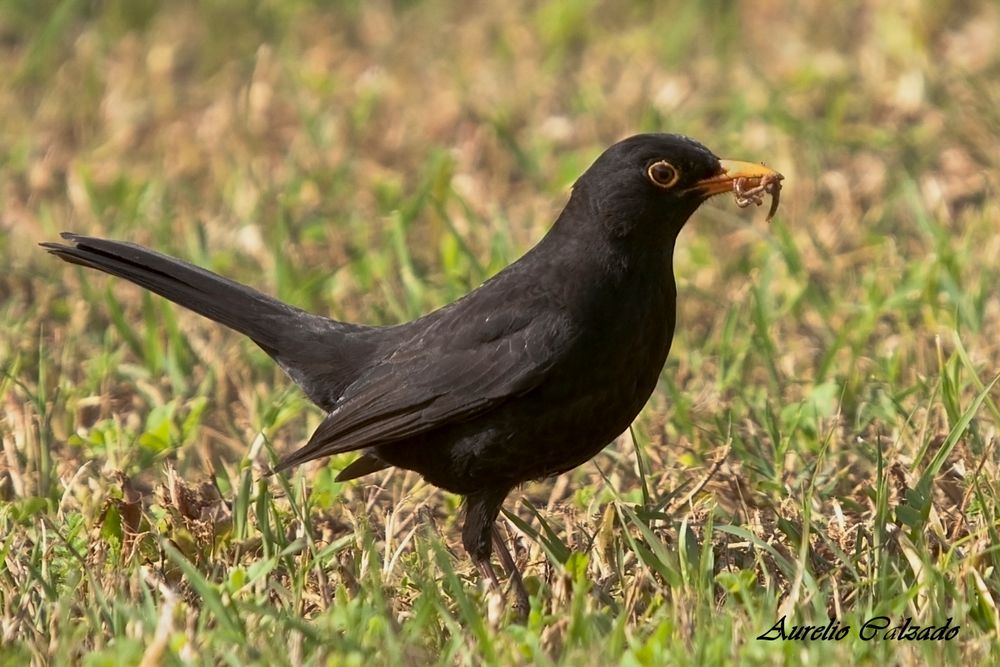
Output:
[{"xmin": 647, "ymin": 160, "xmax": 680, "ymax": 189}]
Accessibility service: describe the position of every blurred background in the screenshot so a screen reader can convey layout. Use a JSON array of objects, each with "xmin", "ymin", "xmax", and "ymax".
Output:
[{"xmin": 1, "ymin": 0, "xmax": 998, "ymax": 664}]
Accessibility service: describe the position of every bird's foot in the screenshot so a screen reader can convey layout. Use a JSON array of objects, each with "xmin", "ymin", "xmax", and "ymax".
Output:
[
  {"xmin": 475, "ymin": 556, "xmax": 529, "ymax": 623},
  {"xmin": 492, "ymin": 525, "xmax": 529, "ymax": 620}
]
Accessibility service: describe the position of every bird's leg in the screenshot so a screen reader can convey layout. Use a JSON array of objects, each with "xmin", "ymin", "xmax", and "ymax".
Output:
[
  {"xmin": 463, "ymin": 487, "xmax": 528, "ymax": 620},
  {"xmin": 492, "ymin": 524, "xmax": 530, "ymax": 617},
  {"xmin": 475, "ymin": 557, "xmax": 503, "ymax": 590}
]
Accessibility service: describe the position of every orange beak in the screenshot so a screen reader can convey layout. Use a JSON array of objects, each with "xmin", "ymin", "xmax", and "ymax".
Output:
[{"xmin": 689, "ymin": 160, "xmax": 784, "ymax": 198}]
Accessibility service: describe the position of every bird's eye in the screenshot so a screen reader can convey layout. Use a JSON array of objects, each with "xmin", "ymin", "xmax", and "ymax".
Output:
[{"xmin": 647, "ymin": 160, "xmax": 680, "ymax": 189}]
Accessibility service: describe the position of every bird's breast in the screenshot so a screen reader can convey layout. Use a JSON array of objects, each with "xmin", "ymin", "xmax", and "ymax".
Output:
[
  {"xmin": 492, "ymin": 269, "xmax": 678, "ymax": 478},
  {"xmin": 378, "ymin": 258, "xmax": 680, "ymax": 493},
  {"xmin": 561, "ymin": 274, "xmax": 675, "ymax": 414}
]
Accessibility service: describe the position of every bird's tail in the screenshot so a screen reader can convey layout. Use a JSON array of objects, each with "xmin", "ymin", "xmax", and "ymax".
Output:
[{"xmin": 42, "ymin": 232, "xmax": 374, "ymax": 408}]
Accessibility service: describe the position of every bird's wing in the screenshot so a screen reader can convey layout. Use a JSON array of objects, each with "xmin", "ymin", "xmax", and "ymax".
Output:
[{"xmin": 274, "ymin": 304, "xmax": 573, "ymax": 471}]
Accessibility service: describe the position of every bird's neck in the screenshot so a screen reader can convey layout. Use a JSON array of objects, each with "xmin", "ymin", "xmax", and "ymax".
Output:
[
  {"xmin": 533, "ymin": 194, "xmax": 679, "ymax": 335},
  {"xmin": 546, "ymin": 189, "xmax": 680, "ymax": 284}
]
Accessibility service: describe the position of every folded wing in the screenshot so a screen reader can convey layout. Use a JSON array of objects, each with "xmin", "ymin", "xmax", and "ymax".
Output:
[{"xmin": 274, "ymin": 305, "xmax": 572, "ymax": 471}]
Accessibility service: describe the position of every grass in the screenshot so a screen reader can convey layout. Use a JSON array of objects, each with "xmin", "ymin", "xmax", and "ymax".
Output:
[{"xmin": 2, "ymin": 0, "xmax": 999, "ymax": 664}]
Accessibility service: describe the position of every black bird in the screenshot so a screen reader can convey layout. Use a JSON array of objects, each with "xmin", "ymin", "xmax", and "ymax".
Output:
[{"xmin": 43, "ymin": 134, "xmax": 781, "ymax": 613}]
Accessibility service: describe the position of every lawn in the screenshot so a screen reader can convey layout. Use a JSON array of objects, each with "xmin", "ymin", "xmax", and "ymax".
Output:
[{"xmin": 1, "ymin": 0, "xmax": 999, "ymax": 665}]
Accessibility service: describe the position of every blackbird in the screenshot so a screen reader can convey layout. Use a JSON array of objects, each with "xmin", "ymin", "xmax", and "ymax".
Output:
[{"xmin": 43, "ymin": 133, "xmax": 782, "ymax": 613}]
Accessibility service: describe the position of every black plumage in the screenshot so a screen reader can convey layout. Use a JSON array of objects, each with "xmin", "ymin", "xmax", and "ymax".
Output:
[{"xmin": 43, "ymin": 133, "xmax": 782, "ymax": 614}]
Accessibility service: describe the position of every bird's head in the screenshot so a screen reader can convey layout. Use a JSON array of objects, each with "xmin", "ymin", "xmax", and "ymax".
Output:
[{"xmin": 569, "ymin": 133, "xmax": 783, "ymax": 242}]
